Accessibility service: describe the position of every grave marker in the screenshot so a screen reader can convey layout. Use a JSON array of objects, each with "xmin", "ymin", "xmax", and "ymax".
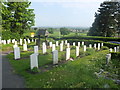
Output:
[
  {"xmin": 78, "ymin": 42, "xmax": 80, "ymax": 47},
  {"xmin": 23, "ymin": 44, "xmax": 27, "ymax": 51},
  {"xmin": 76, "ymin": 46, "xmax": 79, "ymax": 57},
  {"xmin": 73, "ymin": 42, "xmax": 75, "ymax": 46},
  {"xmin": 49, "ymin": 42, "xmax": 52, "ymax": 48},
  {"xmin": 109, "ymin": 48, "xmax": 113, "ymax": 52},
  {"xmin": 30, "ymin": 53, "xmax": 38, "ymax": 70},
  {"xmin": 98, "ymin": 43, "xmax": 100, "ymax": 50},
  {"xmin": 14, "ymin": 47, "xmax": 20, "ymax": 60},
  {"xmin": 82, "ymin": 42, "xmax": 84, "ymax": 46},
  {"xmin": 52, "ymin": 44, "xmax": 56, "ymax": 52},
  {"xmin": 42, "ymin": 42, "xmax": 47, "ymax": 54},
  {"xmin": 34, "ymin": 46, "xmax": 39, "ymax": 54},
  {"xmin": 52, "ymin": 50, "xmax": 58, "ymax": 64},
  {"xmin": 94, "ymin": 44, "xmax": 96, "ymax": 49},
  {"xmin": 56, "ymin": 41, "xmax": 59, "ymax": 46},
  {"xmin": 114, "ymin": 47, "xmax": 117, "ymax": 52},
  {"xmin": 67, "ymin": 43, "xmax": 70, "ymax": 48},
  {"xmin": 60, "ymin": 43, "xmax": 63, "ymax": 51},
  {"xmin": 65, "ymin": 40, "xmax": 67, "ymax": 45},
  {"xmin": 89, "ymin": 44, "xmax": 92, "ymax": 48},
  {"xmin": 106, "ymin": 54, "xmax": 111, "ymax": 64},
  {"xmin": 66, "ymin": 48, "xmax": 70, "ymax": 60},
  {"xmin": 83, "ymin": 45, "xmax": 86, "ymax": 52}
]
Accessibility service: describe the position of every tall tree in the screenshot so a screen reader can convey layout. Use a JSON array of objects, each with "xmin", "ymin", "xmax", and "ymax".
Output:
[
  {"xmin": 2, "ymin": 0, "xmax": 35, "ymax": 37},
  {"xmin": 88, "ymin": 0, "xmax": 120, "ymax": 37},
  {"xmin": 60, "ymin": 27, "xmax": 70, "ymax": 36}
]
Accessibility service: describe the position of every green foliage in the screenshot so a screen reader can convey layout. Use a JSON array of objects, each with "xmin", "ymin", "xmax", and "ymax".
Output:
[
  {"xmin": 70, "ymin": 54, "xmax": 76, "ymax": 59},
  {"xmin": 101, "ymin": 46, "xmax": 109, "ymax": 50},
  {"xmin": 111, "ymin": 52, "xmax": 120, "ymax": 59},
  {"xmin": 60, "ymin": 27, "xmax": 70, "ymax": 36},
  {"xmin": 2, "ymin": 30, "xmax": 20, "ymax": 40},
  {"xmin": 88, "ymin": 1, "xmax": 120, "ymax": 37},
  {"xmin": 47, "ymin": 28, "xmax": 54, "ymax": 34},
  {"xmin": 31, "ymin": 67, "xmax": 39, "ymax": 73},
  {"xmin": 2, "ymin": 1, "xmax": 35, "ymax": 37}
]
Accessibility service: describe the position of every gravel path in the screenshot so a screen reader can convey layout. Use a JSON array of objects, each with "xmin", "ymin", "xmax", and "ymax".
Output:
[{"xmin": 2, "ymin": 53, "xmax": 25, "ymax": 88}]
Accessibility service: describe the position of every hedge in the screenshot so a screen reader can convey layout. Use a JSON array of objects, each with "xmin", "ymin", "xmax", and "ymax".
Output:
[
  {"xmin": 60, "ymin": 39, "xmax": 120, "ymax": 48},
  {"xmin": 60, "ymin": 35, "xmax": 120, "ymax": 42}
]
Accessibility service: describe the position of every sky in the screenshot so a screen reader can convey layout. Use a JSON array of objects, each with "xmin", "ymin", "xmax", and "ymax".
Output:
[{"xmin": 29, "ymin": 0, "xmax": 106, "ymax": 27}]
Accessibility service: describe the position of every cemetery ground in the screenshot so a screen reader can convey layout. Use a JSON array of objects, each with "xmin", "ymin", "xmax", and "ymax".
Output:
[{"xmin": 2, "ymin": 39, "xmax": 120, "ymax": 88}]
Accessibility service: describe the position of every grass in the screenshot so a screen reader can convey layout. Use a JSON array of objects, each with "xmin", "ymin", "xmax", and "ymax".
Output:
[{"xmin": 5, "ymin": 43, "xmax": 119, "ymax": 88}]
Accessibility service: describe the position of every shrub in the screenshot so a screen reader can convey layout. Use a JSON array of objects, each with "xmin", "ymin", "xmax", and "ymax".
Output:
[{"xmin": 111, "ymin": 52, "xmax": 120, "ymax": 60}]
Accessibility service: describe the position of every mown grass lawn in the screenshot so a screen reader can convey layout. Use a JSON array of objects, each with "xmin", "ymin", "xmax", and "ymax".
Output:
[{"xmin": 6, "ymin": 43, "xmax": 119, "ymax": 88}]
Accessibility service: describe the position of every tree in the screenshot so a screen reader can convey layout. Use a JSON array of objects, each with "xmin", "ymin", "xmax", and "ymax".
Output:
[
  {"xmin": 48, "ymin": 28, "xmax": 54, "ymax": 34},
  {"xmin": 60, "ymin": 27, "xmax": 70, "ymax": 36},
  {"xmin": 88, "ymin": 0, "xmax": 120, "ymax": 37},
  {"xmin": 2, "ymin": 0, "xmax": 35, "ymax": 37}
]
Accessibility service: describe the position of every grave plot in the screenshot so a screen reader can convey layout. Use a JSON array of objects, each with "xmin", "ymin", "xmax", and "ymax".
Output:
[{"xmin": 5, "ymin": 40, "xmax": 120, "ymax": 88}]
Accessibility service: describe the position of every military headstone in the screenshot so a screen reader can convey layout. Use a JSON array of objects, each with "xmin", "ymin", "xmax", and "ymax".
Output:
[
  {"xmin": 76, "ymin": 46, "xmax": 79, "ymax": 57},
  {"xmin": 52, "ymin": 44, "xmax": 56, "ymax": 52},
  {"xmin": 14, "ymin": 47, "xmax": 20, "ymax": 60},
  {"xmin": 34, "ymin": 46, "xmax": 39, "ymax": 54},
  {"xmin": 83, "ymin": 45, "xmax": 86, "ymax": 52},
  {"xmin": 30, "ymin": 53, "xmax": 38, "ymax": 70},
  {"xmin": 66, "ymin": 48, "xmax": 70, "ymax": 60},
  {"xmin": 23, "ymin": 44, "xmax": 27, "ymax": 51},
  {"xmin": 52, "ymin": 50, "xmax": 58, "ymax": 64}
]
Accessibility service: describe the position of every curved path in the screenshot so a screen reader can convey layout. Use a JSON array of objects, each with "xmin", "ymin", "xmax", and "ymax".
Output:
[{"xmin": 2, "ymin": 53, "xmax": 25, "ymax": 88}]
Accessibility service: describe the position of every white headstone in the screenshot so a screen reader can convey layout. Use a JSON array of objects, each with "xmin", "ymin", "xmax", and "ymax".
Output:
[
  {"xmin": 34, "ymin": 46, "xmax": 39, "ymax": 54},
  {"xmin": 106, "ymin": 54, "xmax": 111, "ymax": 64},
  {"xmin": 109, "ymin": 48, "xmax": 113, "ymax": 52},
  {"xmin": 73, "ymin": 42, "xmax": 75, "ymax": 46},
  {"xmin": 65, "ymin": 40, "xmax": 67, "ymax": 45},
  {"xmin": 78, "ymin": 42, "xmax": 80, "ymax": 47},
  {"xmin": 30, "ymin": 53, "xmax": 38, "ymax": 70},
  {"xmin": 66, "ymin": 48, "xmax": 70, "ymax": 60},
  {"xmin": 24, "ymin": 39, "xmax": 27, "ymax": 44},
  {"xmin": 83, "ymin": 45, "xmax": 86, "ymax": 52},
  {"xmin": 94, "ymin": 44, "xmax": 96, "ymax": 49},
  {"xmin": 13, "ymin": 45, "xmax": 18, "ymax": 48},
  {"xmin": 82, "ymin": 42, "xmax": 84, "ymax": 46},
  {"xmin": 98, "ymin": 43, "xmax": 100, "ymax": 50},
  {"xmin": 56, "ymin": 41, "xmax": 59, "ymax": 46},
  {"xmin": 61, "ymin": 41, "xmax": 64, "ymax": 45},
  {"xmin": 27, "ymin": 39, "xmax": 30, "ymax": 44},
  {"xmin": 52, "ymin": 44, "xmax": 56, "ymax": 52},
  {"xmin": 89, "ymin": 44, "xmax": 92, "ymax": 48},
  {"xmin": 23, "ymin": 44, "xmax": 27, "ymax": 51},
  {"xmin": 52, "ymin": 50, "xmax": 58, "ymax": 64},
  {"xmin": 7, "ymin": 39, "xmax": 10, "ymax": 44},
  {"xmin": 101, "ymin": 43, "xmax": 104, "ymax": 47},
  {"xmin": 60, "ymin": 43, "xmax": 63, "ymax": 51},
  {"xmin": 12, "ymin": 39, "xmax": 15, "ymax": 43},
  {"xmin": 20, "ymin": 39, "xmax": 22, "ymax": 45},
  {"xmin": 114, "ymin": 47, "xmax": 117, "ymax": 52},
  {"xmin": 42, "ymin": 42, "xmax": 47, "ymax": 54},
  {"xmin": 14, "ymin": 47, "xmax": 20, "ymax": 60},
  {"xmin": 49, "ymin": 42, "xmax": 52, "ymax": 48},
  {"xmin": 76, "ymin": 46, "xmax": 79, "ymax": 57},
  {"xmin": 32, "ymin": 39, "xmax": 34, "ymax": 42},
  {"xmin": 3, "ymin": 40, "xmax": 6, "ymax": 45},
  {"xmin": 117, "ymin": 46, "xmax": 120, "ymax": 52},
  {"xmin": 67, "ymin": 43, "xmax": 70, "ymax": 48}
]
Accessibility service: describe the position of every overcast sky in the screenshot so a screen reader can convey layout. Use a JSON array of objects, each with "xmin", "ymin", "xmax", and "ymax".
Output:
[{"xmin": 29, "ymin": 0, "xmax": 106, "ymax": 27}]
